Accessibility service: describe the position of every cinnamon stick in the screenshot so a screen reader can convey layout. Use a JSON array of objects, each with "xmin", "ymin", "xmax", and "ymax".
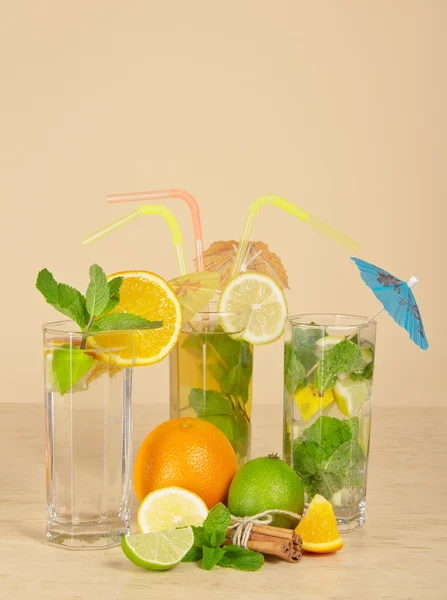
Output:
[
  {"xmin": 228, "ymin": 523, "xmax": 302, "ymax": 545},
  {"xmin": 224, "ymin": 537, "xmax": 294, "ymax": 561},
  {"xmin": 251, "ymin": 524, "xmax": 297, "ymax": 541}
]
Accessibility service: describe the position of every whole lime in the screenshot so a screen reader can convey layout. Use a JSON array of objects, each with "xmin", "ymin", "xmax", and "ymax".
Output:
[{"xmin": 227, "ymin": 455, "xmax": 304, "ymax": 528}]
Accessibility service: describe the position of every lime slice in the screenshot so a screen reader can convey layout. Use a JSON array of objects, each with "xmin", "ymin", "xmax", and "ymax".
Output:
[
  {"xmin": 314, "ymin": 336, "xmax": 344, "ymax": 357},
  {"xmin": 121, "ymin": 528, "xmax": 194, "ymax": 571},
  {"xmin": 218, "ymin": 273, "xmax": 287, "ymax": 345},
  {"xmin": 294, "ymin": 386, "xmax": 334, "ymax": 422},
  {"xmin": 137, "ymin": 487, "xmax": 208, "ymax": 533},
  {"xmin": 333, "ymin": 377, "xmax": 371, "ymax": 417},
  {"xmin": 360, "ymin": 347, "xmax": 373, "ymax": 365}
]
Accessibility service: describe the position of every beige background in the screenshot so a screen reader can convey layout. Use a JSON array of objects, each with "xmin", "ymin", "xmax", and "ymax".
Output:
[{"xmin": 0, "ymin": 0, "xmax": 445, "ymax": 409}]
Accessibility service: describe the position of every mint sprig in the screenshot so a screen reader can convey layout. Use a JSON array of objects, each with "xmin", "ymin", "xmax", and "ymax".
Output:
[
  {"xmin": 314, "ymin": 339, "xmax": 364, "ymax": 395},
  {"xmin": 293, "ymin": 416, "xmax": 366, "ymax": 500},
  {"xmin": 37, "ymin": 264, "xmax": 163, "ymax": 394},
  {"xmin": 182, "ymin": 332, "xmax": 253, "ymax": 458},
  {"xmin": 181, "ymin": 503, "xmax": 263, "ymax": 572}
]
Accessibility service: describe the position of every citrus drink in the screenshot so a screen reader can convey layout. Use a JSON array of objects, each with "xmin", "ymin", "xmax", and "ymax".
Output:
[{"xmin": 170, "ymin": 319, "xmax": 253, "ymax": 466}]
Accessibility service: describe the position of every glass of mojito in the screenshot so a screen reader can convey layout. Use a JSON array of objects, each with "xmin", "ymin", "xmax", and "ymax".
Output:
[
  {"xmin": 283, "ymin": 314, "xmax": 376, "ymax": 532},
  {"xmin": 170, "ymin": 306, "xmax": 252, "ymax": 465},
  {"xmin": 44, "ymin": 321, "xmax": 134, "ymax": 549}
]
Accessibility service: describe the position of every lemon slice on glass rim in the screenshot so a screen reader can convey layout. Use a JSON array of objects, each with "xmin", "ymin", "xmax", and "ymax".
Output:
[{"xmin": 218, "ymin": 273, "xmax": 288, "ymax": 345}]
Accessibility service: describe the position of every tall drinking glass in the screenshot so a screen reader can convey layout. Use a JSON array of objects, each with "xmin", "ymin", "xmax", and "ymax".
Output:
[
  {"xmin": 170, "ymin": 308, "xmax": 253, "ymax": 465},
  {"xmin": 283, "ymin": 314, "xmax": 376, "ymax": 532},
  {"xmin": 44, "ymin": 321, "xmax": 134, "ymax": 549}
]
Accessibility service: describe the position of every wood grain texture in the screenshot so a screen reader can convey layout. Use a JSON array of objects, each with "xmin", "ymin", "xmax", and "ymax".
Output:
[{"xmin": 1, "ymin": 404, "xmax": 446, "ymax": 600}]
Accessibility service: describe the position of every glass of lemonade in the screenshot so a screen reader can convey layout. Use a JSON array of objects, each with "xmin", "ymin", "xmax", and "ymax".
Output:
[
  {"xmin": 170, "ymin": 307, "xmax": 253, "ymax": 465},
  {"xmin": 44, "ymin": 321, "xmax": 134, "ymax": 549},
  {"xmin": 283, "ymin": 314, "xmax": 376, "ymax": 532}
]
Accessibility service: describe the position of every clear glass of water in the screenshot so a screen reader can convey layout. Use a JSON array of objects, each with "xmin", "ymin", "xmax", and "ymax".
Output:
[
  {"xmin": 283, "ymin": 314, "xmax": 376, "ymax": 532},
  {"xmin": 44, "ymin": 321, "xmax": 134, "ymax": 549}
]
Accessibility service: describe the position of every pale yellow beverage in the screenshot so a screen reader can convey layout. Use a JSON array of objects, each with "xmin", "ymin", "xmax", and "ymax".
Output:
[{"xmin": 170, "ymin": 326, "xmax": 253, "ymax": 465}]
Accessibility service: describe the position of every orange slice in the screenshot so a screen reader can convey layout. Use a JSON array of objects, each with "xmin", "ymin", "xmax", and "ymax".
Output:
[
  {"xmin": 295, "ymin": 494, "xmax": 344, "ymax": 553},
  {"xmin": 87, "ymin": 271, "xmax": 182, "ymax": 367}
]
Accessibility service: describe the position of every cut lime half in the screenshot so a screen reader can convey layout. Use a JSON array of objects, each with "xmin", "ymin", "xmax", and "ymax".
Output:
[
  {"xmin": 121, "ymin": 528, "xmax": 194, "ymax": 571},
  {"xmin": 333, "ymin": 377, "xmax": 371, "ymax": 417}
]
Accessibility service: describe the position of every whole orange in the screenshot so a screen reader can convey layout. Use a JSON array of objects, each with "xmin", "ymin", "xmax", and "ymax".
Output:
[{"xmin": 134, "ymin": 417, "xmax": 238, "ymax": 509}]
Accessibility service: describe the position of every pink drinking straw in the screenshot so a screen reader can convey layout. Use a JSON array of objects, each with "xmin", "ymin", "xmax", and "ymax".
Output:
[{"xmin": 107, "ymin": 189, "xmax": 204, "ymax": 272}]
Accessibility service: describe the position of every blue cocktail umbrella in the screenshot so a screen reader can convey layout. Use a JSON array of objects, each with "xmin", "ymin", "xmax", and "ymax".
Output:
[{"xmin": 351, "ymin": 257, "xmax": 428, "ymax": 350}]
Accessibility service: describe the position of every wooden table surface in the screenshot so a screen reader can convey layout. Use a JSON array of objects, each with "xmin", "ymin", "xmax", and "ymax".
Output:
[{"xmin": 1, "ymin": 403, "xmax": 445, "ymax": 600}]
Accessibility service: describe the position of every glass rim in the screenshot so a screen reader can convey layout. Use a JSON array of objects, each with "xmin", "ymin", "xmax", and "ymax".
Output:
[
  {"xmin": 182, "ymin": 309, "xmax": 250, "ymax": 335},
  {"xmin": 287, "ymin": 313, "xmax": 376, "ymax": 330},
  {"xmin": 43, "ymin": 319, "xmax": 138, "ymax": 337}
]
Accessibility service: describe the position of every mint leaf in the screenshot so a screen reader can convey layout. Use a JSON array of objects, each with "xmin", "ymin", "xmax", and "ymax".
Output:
[
  {"xmin": 86, "ymin": 264, "xmax": 110, "ymax": 317},
  {"xmin": 36, "ymin": 268, "xmax": 59, "ymax": 305},
  {"xmin": 304, "ymin": 416, "xmax": 353, "ymax": 457},
  {"xmin": 181, "ymin": 526, "xmax": 207, "ymax": 562},
  {"xmin": 351, "ymin": 361, "xmax": 374, "ymax": 381},
  {"xmin": 102, "ymin": 276, "xmax": 123, "ymax": 315},
  {"xmin": 201, "ymin": 415, "xmax": 235, "ymax": 440},
  {"xmin": 52, "ymin": 345, "xmax": 96, "ymax": 395},
  {"xmin": 217, "ymin": 545, "xmax": 264, "ymax": 571},
  {"xmin": 201, "ymin": 546, "xmax": 226, "ymax": 570},
  {"xmin": 89, "ymin": 313, "xmax": 162, "ymax": 332},
  {"xmin": 314, "ymin": 340, "xmax": 364, "ymax": 395},
  {"xmin": 293, "ymin": 416, "xmax": 365, "ymax": 499},
  {"xmin": 223, "ymin": 364, "xmax": 252, "ymax": 404},
  {"xmin": 203, "ymin": 503, "xmax": 231, "ymax": 548},
  {"xmin": 284, "ymin": 344, "xmax": 306, "ymax": 395},
  {"xmin": 36, "ymin": 269, "xmax": 89, "ymax": 329},
  {"xmin": 189, "ymin": 389, "xmax": 234, "ymax": 417}
]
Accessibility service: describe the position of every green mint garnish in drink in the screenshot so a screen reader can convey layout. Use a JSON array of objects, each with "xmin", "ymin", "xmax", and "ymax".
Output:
[
  {"xmin": 293, "ymin": 416, "xmax": 366, "ymax": 501},
  {"xmin": 314, "ymin": 339, "xmax": 364, "ymax": 395},
  {"xmin": 181, "ymin": 330, "xmax": 253, "ymax": 460},
  {"xmin": 181, "ymin": 503, "xmax": 264, "ymax": 571},
  {"xmin": 37, "ymin": 264, "xmax": 162, "ymax": 394}
]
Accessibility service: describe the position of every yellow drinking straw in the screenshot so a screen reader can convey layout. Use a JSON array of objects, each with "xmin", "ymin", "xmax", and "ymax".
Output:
[
  {"xmin": 230, "ymin": 195, "xmax": 360, "ymax": 279},
  {"xmin": 82, "ymin": 205, "xmax": 188, "ymax": 275}
]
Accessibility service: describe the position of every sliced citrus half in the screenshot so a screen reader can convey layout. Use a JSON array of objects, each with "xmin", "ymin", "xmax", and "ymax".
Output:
[
  {"xmin": 218, "ymin": 273, "xmax": 287, "ymax": 345},
  {"xmin": 137, "ymin": 487, "xmax": 208, "ymax": 533},
  {"xmin": 87, "ymin": 271, "xmax": 182, "ymax": 367},
  {"xmin": 121, "ymin": 528, "xmax": 194, "ymax": 571},
  {"xmin": 295, "ymin": 494, "xmax": 343, "ymax": 553}
]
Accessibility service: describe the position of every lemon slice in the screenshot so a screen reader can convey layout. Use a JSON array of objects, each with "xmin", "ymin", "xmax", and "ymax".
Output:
[
  {"xmin": 121, "ymin": 528, "xmax": 194, "ymax": 571},
  {"xmin": 218, "ymin": 273, "xmax": 287, "ymax": 345},
  {"xmin": 87, "ymin": 271, "xmax": 182, "ymax": 367},
  {"xmin": 294, "ymin": 386, "xmax": 334, "ymax": 422},
  {"xmin": 333, "ymin": 377, "xmax": 371, "ymax": 417},
  {"xmin": 137, "ymin": 487, "xmax": 208, "ymax": 533}
]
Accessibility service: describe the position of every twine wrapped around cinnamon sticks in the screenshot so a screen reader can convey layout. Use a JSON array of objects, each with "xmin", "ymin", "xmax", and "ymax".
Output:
[{"xmin": 226, "ymin": 510, "xmax": 303, "ymax": 563}]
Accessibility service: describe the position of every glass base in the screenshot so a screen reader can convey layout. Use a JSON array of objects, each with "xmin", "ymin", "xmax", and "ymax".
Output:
[
  {"xmin": 46, "ymin": 518, "xmax": 130, "ymax": 550},
  {"xmin": 335, "ymin": 499, "xmax": 366, "ymax": 533}
]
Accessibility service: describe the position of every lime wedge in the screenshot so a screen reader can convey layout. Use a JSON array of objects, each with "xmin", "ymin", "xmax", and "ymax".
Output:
[
  {"xmin": 294, "ymin": 386, "xmax": 334, "ymax": 421},
  {"xmin": 333, "ymin": 377, "xmax": 371, "ymax": 417},
  {"xmin": 138, "ymin": 487, "xmax": 208, "ymax": 533},
  {"xmin": 314, "ymin": 336, "xmax": 344, "ymax": 357},
  {"xmin": 360, "ymin": 347, "xmax": 373, "ymax": 365},
  {"xmin": 121, "ymin": 528, "xmax": 194, "ymax": 571}
]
